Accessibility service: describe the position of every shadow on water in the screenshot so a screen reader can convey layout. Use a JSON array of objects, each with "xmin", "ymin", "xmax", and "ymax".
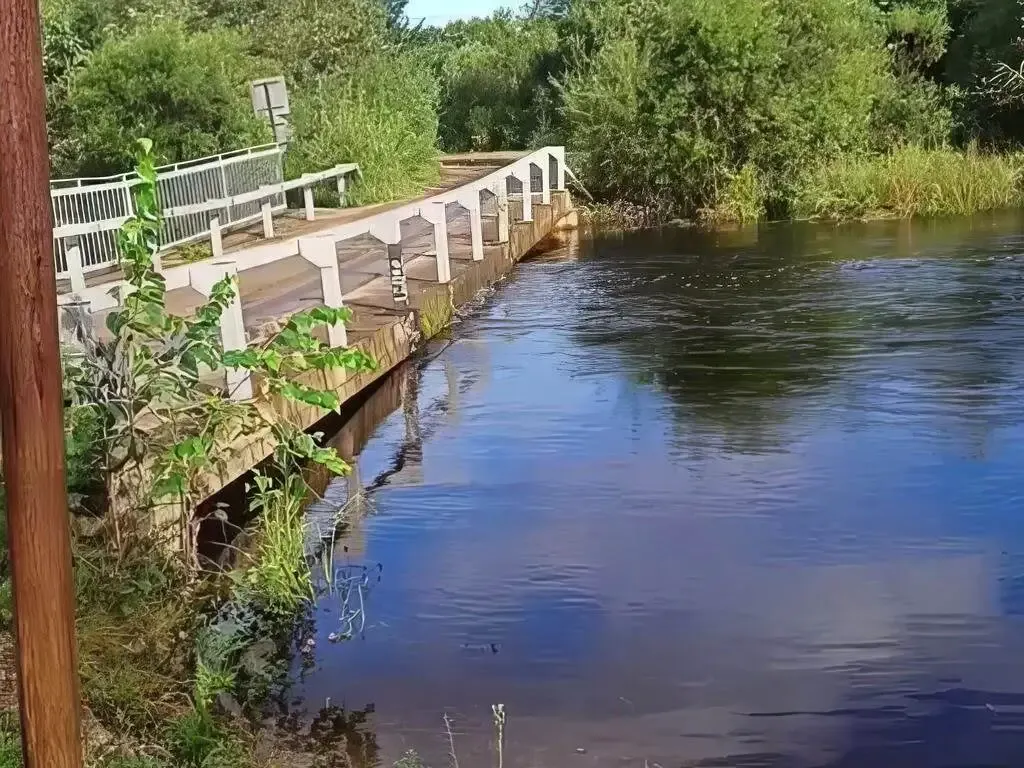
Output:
[
  {"xmin": 572, "ymin": 214, "xmax": 1024, "ymax": 455},
  {"xmin": 269, "ymin": 210, "xmax": 1024, "ymax": 768}
]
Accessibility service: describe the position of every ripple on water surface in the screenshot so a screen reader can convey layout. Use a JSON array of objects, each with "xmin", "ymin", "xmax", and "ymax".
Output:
[{"xmin": 288, "ymin": 213, "xmax": 1024, "ymax": 768}]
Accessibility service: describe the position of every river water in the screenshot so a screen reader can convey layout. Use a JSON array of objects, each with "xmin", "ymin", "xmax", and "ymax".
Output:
[{"xmin": 284, "ymin": 213, "xmax": 1024, "ymax": 768}]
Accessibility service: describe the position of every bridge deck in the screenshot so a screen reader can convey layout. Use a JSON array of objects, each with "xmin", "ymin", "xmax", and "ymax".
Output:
[{"xmin": 72, "ymin": 154, "xmax": 536, "ymax": 344}]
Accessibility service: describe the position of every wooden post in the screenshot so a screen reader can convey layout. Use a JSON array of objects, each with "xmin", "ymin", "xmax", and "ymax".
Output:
[{"xmin": 0, "ymin": 0, "xmax": 84, "ymax": 765}]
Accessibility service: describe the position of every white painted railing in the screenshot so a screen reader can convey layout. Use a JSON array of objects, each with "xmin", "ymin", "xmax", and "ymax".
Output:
[
  {"xmin": 60, "ymin": 146, "xmax": 568, "ymax": 399},
  {"xmin": 51, "ymin": 144, "xmax": 288, "ymax": 276}
]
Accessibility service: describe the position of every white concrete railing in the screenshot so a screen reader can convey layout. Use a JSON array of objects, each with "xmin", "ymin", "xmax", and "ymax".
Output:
[{"xmin": 60, "ymin": 146, "xmax": 568, "ymax": 399}]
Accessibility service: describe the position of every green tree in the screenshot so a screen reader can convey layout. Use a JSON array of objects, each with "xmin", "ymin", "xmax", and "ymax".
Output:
[
  {"xmin": 235, "ymin": 0, "xmax": 390, "ymax": 85},
  {"xmin": 57, "ymin": 20, "xmax": 271, "ymax": 176},
  {"xmin": 431, "ymin": 13, "xmax": 562, "ymax": 151},
  {"xmin": 286, "ymin": 52, "xmax": 441, "ymax": 205},
  {"xmin": 946, "ymin": 0, "xmax": 1024, "ymax": 141},
  {"xmin": 561, "ymin": 0, "xmax": 948, "ymax": 218}
]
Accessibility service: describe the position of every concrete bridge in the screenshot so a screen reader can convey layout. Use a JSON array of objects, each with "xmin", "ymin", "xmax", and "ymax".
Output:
[{"xmin": 61, "ymin": 147, "xmax": 576, "ymax": 519}]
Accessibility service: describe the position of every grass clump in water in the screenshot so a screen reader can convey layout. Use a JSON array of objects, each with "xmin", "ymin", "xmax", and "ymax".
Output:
[
  {"xmin": 241, "ymin": 473, "xmax": 313, "ymax": 617},
  {"xmin": 796, "ymin": 145, "xmax": 1024, "ymax": 220}
]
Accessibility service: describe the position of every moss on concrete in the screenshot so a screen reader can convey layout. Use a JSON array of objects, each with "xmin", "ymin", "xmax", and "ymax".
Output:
[{"xmin": 417, "ymin": 289, "xmax": 454, "ymax": 339}]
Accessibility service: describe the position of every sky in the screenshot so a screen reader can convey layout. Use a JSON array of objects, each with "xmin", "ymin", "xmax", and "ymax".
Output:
[{"xmin": 405, "ymin": 0, "xmax": 510, "ymax": 25}]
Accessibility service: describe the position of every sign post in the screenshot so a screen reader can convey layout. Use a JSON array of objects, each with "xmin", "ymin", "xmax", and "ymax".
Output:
[{"xmin": 0, "ymin": 1, "xmax": 84, "ymax": 766}]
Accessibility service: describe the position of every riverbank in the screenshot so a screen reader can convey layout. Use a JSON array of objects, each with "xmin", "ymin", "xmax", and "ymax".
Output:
[{"xmin": 576, "ymin": 147, "xmax": 1024, "ymax": 230}]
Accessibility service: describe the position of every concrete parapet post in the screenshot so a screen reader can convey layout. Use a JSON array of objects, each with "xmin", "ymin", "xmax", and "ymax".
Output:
[
  {"xmin": 455, "ymin": 191, "xmax": 484, "ymax": 261},
  {"xmin": 261, "ymin": 201, "xmax": 274, "ymax": 239},
  {"xmin": 493, "ymin": 179, "xmax": 510, "ymax": 243},
  {"xmin": 304, "ymin": 183, "xmax": 316, "ymax": 222},
  {"xmin": 419, "ymin": 202, "xmax": 452, "ymax": 283},
  {"xmin": 369, "ymin": 219, "xmax": 408, "ymax": 306},
  {"xmin": 189, "ymin": 261, "xmax": 252, "ymax": 400},
  {"xmin": 540, "ymin": 156, "xmax": 551, "ymax": 204},
  {"xmin": 336, "ymin": 172, "xmax": 347, "ymax": 207},
  {"xmin": 209, "ymin": 216, "xmax": 224, "ymax": 260},
  {"xmin": 298, "ymin": 236, "xmax": 347, "ymax": 348},
  {"xmin": 553, "ymin": 146, "xmax": 567, "ymax": 190},
  {"xmin": 514, "ymin": 166, "xmax": 533, "ymax": 222},
  {"xmin": 66, "ymin": 243, "xmax": 86, "ymax": 293}
]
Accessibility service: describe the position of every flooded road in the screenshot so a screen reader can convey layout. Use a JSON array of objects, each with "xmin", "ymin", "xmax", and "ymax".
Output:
[{"xmin": 287, "ymin": 213, "xmax": 1024, "ymax": 767}]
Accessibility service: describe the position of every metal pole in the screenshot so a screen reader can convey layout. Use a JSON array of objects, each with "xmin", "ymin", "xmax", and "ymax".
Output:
[{"xmin": 0, "ymin": 0, "xmax": 84, "ymax": 765}]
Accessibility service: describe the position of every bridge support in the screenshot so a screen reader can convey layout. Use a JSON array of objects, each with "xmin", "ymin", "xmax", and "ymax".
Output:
[
  {"xmin": 190, "ymin": 261, "xmax": 252, "ymax": 400},
  {"xmin": 493, "ymin": 180, "xmax": 509, "ymax": 243},
  {"xmin": 303, "ymin": 185, "xmax": 316, "ymax": 222},
  {"xmin": 419, "ymin": 202, "xmax": 452, "ymax": 283},
  {"xmin": 261, "ymin": 201, "xmax": 274, "ymax": 239},
  {"xmin": 336, "ymin": 174, "xmax": 347, "ymax": 207},
  {"xmin": 455, "ymin": 191, "xmax": 484, "ymax": 261},
  {"xmin": 369, "ymin": 219, "xmax": 408, "ymax": 306},
  {"xmin": 552, "ymin": 147, "xmax": 567, "ymax": 190},
  {"xmin": 298, "ymin": 236, "xmax": 347, "ymax": 347},
  {"xmin": 209, "ymin": 216, "xmax": 224, "ymax": 259},
  {"xmin": 66, "ymin": 243, "xmax": 86, "ymax": 292},
  {"xmin": 514, "ymin": 168, "xmax": 533, "ymax": 222},
  {"xmin": 540, "ymin": 159, "xmax": 551, "ymax": 204}
]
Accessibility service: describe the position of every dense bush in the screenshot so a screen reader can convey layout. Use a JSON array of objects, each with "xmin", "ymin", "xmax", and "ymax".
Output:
[
  {"xmin": 431, "ymin": 13, "xmax": 562, "ymax": 151},
  {"xmin": 285, "ymin": 53, "xmax": 441, "ymax": 206},
  {"xmin": 560, "ymin": 0, "xmax": 946, "ymax": 219},
  {"xmin": 41, "ymin": 0, "xmax": 207, "ymax": 173},
  {"xmin": 215, "ymin": 0, "xmax": 390, "ymax": 85},
  {"xmin": 56, "ymin": 20, "xmax": 272, "ymax": 177},
  {"xmin": 945, "ymin": 0, "xmax": 1024, "ymax": 143}
]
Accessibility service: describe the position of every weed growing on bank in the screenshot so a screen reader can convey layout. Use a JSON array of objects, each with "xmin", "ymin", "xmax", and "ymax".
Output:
[{"xmin": 0, "ymin": 139, "xmax": 377, "ymax": 766}]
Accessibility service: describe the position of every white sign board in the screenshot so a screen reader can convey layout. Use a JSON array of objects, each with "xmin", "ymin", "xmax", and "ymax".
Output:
[{"xmin": 251, "ymin": 77, "xmax": 292, "ymax": 146}]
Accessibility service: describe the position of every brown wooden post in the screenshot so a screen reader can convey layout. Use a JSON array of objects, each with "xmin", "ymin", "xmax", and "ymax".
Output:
[{"xmin": 0, "ymin": 0, "xmax": 84, "ymax": 766}]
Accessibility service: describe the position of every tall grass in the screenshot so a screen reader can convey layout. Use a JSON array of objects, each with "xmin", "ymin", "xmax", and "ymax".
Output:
[
  {"xmin": 0, "ymin": 718, "xmax": 19, "ymax": 768},
  {"xmin": 796, "ymin": 145, "xmax": 1024, "ymax": 219},
  {"xmin": 700, "ymin": 164, "xmax": 766, "ymax": 226},
  {"xmin": 286, "ymin": 53, "xmax": 441, "ymax": 207},
  {"xmin": 243, "ymin": 473, "xmax": 313, "ymax": 616}
]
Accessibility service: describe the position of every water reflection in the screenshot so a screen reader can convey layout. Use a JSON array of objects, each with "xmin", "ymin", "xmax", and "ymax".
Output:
[{"xmin": 284, "ymin": 212, "xmax": 1024, "ymax": 768}]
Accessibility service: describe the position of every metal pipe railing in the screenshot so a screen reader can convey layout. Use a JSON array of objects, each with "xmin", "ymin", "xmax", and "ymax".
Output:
[{"xmin": 50, "ymin": 144, "xmax": 287, "ymax": 276}]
